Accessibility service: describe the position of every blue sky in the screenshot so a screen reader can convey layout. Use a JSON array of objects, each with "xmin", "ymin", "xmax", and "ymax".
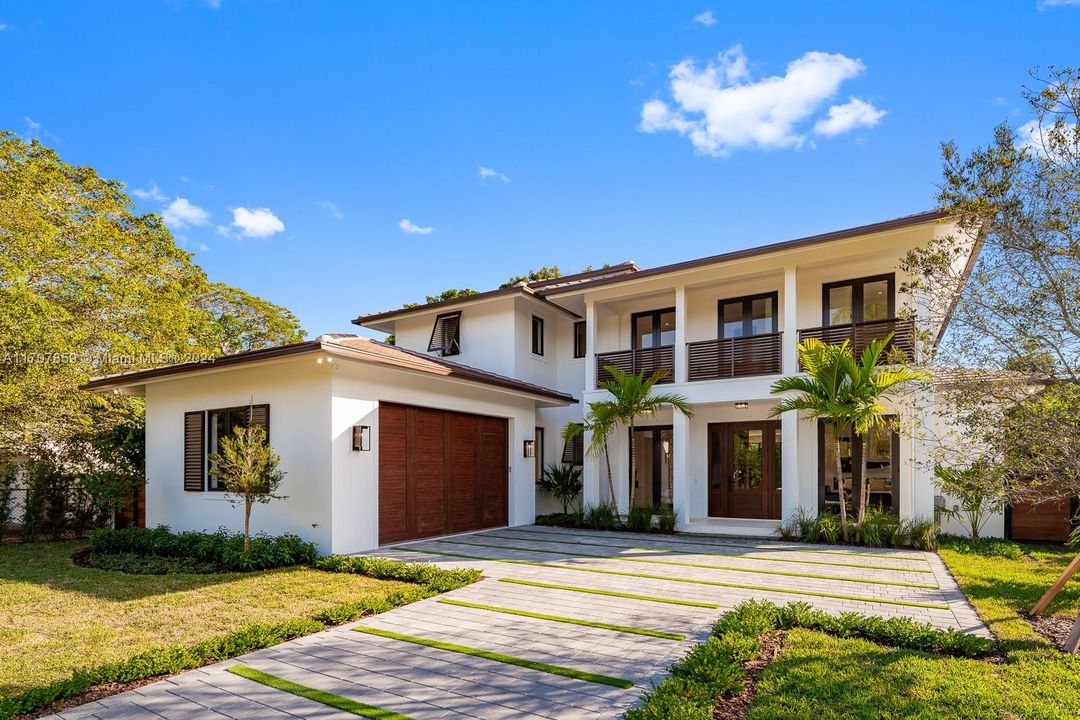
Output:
[{"xmin": 3, "ymin": 1, "xmax": 1079, "ymax": 337}]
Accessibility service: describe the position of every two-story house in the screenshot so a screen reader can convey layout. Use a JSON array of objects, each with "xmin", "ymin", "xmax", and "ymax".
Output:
[{"xmin": 85, "ymin": 210, "xmax": 981, "ymax": 554}]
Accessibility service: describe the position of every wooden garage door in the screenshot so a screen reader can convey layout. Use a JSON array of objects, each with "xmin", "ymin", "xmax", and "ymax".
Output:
[{"xmin": 379, "ymin": 403, "xmax": 508, "ymax": 544}]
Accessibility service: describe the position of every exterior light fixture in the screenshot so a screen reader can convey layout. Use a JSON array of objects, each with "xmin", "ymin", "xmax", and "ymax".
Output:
[
  {"xmin": 523, "ymin": 439, "xmax": 535, "ymax": 458},
  {"xmin": 734, "ymin": 402, "xmax": 750, "ymax": 409},
  {"xmin": 352, "ymin": 425, "xmax": 371, "ymax": 451}
]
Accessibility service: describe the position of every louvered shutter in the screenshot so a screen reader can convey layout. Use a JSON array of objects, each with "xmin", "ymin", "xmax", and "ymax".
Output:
[
  {"xmin": 561, "ymin": 424, "xmax": 584, "ymax": 465},
  {"xmin": 183, "ymin": 411, "xmax": 205, "ymax": 491},
  {"xmin": 428, "ymin": 312, "xmax": 461, "ymax": 356},
  {"xmin": 248, "ymin": 404, "xmax": 270, "ymax": 440}
]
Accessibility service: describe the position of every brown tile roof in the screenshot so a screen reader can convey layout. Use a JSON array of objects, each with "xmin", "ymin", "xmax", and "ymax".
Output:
[{"xmin": 82, "ymin": 335, "xmax": 577, "ymax": 404}]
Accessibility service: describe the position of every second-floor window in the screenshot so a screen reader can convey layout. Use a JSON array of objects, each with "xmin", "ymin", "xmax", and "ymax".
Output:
[
  {"xmin": 573, "ymin": 321, "xmax": 586, "ymax": 358},
  {"xmin": 632, "ymin": 308, "xmax": 676, "ymax": 349},
  {"xmin": 428, "ymin": 311, "xmax": 462, "ymax": 356},
  {"xmin": 823, "ymin": 274, "xmax": 894, "ymax": 326},
  {"xmin": 531, "ymin": 315, "xmax": 545, "ymax": 356},
  {"xmin": 719, "ymin": 292, "xmax": 777, "ymax": 338}
]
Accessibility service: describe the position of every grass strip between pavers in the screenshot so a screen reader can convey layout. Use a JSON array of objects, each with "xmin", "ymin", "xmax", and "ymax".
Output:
[
  {"xmin": 505, "ymin": 527, "xmax": 930, "ymax": 563},
  {"xmin": 482, "ymin": 530, "xmax": 934, "ymax": 573},
  {"xmin": 227, "ymin": 664, "xmax": 414, "ymax": 719},
  {"xmin": 352, "ymin": 625, "xmax": 635, "ymax": 688},
  {"xmin": 500, "ymin": 577, "xmax": 722, "ymax": 608},
  {"xmin": 436, "ymin": 539, "xmax": 938, "ymax": 589},
  {"xmin": 395, "ymin": 546, "xmax": 950, "ymax": 610},
  {"xmin": 437, "ymin": 598, "xmax": 686, "ymax": 640}
]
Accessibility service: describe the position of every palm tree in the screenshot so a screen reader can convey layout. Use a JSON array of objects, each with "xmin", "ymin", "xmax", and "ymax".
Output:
[
  {"xmin": 563, "ymin": 404, "xmax": 618, "ymax": 505},
  {"xmin": 598, "ymin": 366, "xmax": 693, "ymax": 511},
  {"xmin": 770, "ymin": 338, "xmax": 860, "ymax": 542},
  {"xmin": 845, "ymin": 336, "xmax": 928, "ymax": 522}
]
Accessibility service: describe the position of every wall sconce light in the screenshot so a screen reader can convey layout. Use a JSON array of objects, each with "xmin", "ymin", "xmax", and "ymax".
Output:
[
  {"xmin": 352, "ymin": 425, "xmax": 371, "ymax": 451},
  {"xmin": 523, "ymin": 439, "xmax": 535, "ymax": 458},
  {"xmin": 734, "ymin": 402, "xmax": 750, "ymax": 409}
]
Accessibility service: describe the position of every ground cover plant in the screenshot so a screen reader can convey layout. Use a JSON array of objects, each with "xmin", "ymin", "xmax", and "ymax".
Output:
[{"xmin": 0, "ymin": 542, "xmax": 478, "ymax": 718}]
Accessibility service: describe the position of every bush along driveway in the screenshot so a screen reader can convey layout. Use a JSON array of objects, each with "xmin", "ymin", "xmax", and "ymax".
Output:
[{"xmin": 42, "ymin": 526, "xmax": 989, "ymax": 720}]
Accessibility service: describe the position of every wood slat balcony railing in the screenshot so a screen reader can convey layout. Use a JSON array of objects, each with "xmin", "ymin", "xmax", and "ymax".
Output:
[
  {"xmin": 687, "ymin": 332, "xmax": 783, "ymax": 382},
  {"xmin": 596, "ymin": 345, "xmax": 675, "ymax": 387},
  {"xmin": 797, "ymin": 318, "xmax": 915, "ymax": 360}
]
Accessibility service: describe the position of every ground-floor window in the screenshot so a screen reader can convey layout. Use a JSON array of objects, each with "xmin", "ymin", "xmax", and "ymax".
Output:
[
  {"xmin": 630, "ymin": 426, "xmax": 674, "ymax": 510},
  {"xmin": 818, "ymin": 419, "xmax": 899, "ymax": 513}
]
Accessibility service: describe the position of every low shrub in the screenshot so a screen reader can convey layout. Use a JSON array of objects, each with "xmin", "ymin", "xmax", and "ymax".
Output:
[
  {"xmin": 626, "ymin": 598, "xmax": 994, "ymax": 719},
  {"xmin": 84, "ymin": 526, "xmax": 316, "ymax": 573},
  {"xmin": 626, "ymin": 506, "xmax": 654, "ymax": 533},
  {"xmin": 780, "ymin": 506, "xmax": 938, "ymax": 550},
  {"xmin": 314, "ymin": 555, "xmax": 481, "ymax": 594},
  {"xmin": 584, "ymin": 502, "xmax": 621, "ymax": 530},
  {"xmin": 938, "ymin": 535, "xmax": 1025, "ymax": 559},
  {"xmin": 656, "ymin": 505, "xmax": 678, "ymax": 533}
]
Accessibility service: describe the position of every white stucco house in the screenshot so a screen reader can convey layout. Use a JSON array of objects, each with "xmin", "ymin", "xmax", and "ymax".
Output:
[{"xmin": 86, "ymin": 210, "xmax": 990, "ymax": 554}]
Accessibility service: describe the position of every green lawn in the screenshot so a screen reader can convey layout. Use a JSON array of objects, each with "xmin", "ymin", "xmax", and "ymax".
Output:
[
  {"xmin": 937, "ymin": 536, "xmax": 1080, "ymax": 642},
  {"xmin": 0, "ymin": 540, "xmax": 411, "ymax": 699},
  {"xmin": 745, "ymin": 537, "xmax": 1080, "ymax": 720}
]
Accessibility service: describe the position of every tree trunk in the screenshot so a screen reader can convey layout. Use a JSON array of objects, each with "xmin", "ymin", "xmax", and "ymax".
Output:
[
  {"xmin": 627, "ymin": 422, "xmax": 636, "ymax": 512},
  {"xmin": 1065, "ymin": 615, "xmax": 1080, "ymax": 654},
  {"xmin": 857, "ymin": 435, "xmax": 869, "ymax": 524},
  {"xmin": 603, "ymin": 445, "xmax": 615, "ymax": 508},
  {"xmin": 243, "ymin": 498, "xmax": 252, "ymax": 555},
  {"xmin": 834, "ymin": 429, "xmax": 849, "ymax": 543}
]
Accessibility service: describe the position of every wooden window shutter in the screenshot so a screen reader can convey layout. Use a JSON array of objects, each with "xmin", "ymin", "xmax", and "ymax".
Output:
[
  {"xmin": 561, "ymin": 424, "xmax": 584, "ymax": 465},
  {"xmin": 183, "ymin": 411, "xmax": 205, "ymax": 491},
  {"xmin": 248, "ymin": 404, "xmax": 270, "ymax": 439}
]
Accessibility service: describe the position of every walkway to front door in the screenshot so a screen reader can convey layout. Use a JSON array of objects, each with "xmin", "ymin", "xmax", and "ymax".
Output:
[{"xmin": 48, "ymin": 527, "xmax": 986, "ymax": 720}]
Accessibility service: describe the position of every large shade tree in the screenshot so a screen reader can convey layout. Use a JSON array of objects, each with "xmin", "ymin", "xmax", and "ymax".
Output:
[{"xmin": 0, "ymin": 132, "xmax": 304, "ymax": 457}]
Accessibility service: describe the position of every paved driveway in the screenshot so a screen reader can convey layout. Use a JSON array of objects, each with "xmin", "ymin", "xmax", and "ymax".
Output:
[{"xmin": 48, "ymin": 527, "xmax": 987, "ymax": 720}]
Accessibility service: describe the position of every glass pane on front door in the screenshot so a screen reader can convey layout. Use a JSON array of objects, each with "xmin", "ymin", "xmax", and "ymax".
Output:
[
  {"xmin": 732, "ymin": 429, "xmax": 764, "ymax": 489},
  {"xmin": 631, "ymin": 427, "xmax": 674, "ymax": 510}
]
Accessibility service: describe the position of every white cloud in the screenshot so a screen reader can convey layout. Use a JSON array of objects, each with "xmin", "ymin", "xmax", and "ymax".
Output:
[
  {"xmin": 196, "ymin": 243, "xmax": 210, "ymax": 252},
  {"xmin": 203, "ymin": 0, "xmax": 222, "ymax": 8},
  {"xmin": 478, "ymin": 166, "xmax": 511, "ymax": 184},
  {"xmin": 317, "ymin": 199, "xmax": 344, "ymax": 219},
  {"xmin": 231, "ymin": 207, "xmax": 285, "ymax": 238},
  {"xmin": 132, "ymin": 182, "xmax": 167, "ymax": 202},
  {"xmin": 0, "ymin": 23, "xmax": 8, "ymax": 31},
  {"xmin": 639, "ymin": 45, "xmax": 881, "ymax": 155},
  {"xmin": 1038, "ymin": 0, "xmax": 1080, "ymax": 8},
  {"xmin": 162, "ymin": 198, "xmax": 210, "ymax": 229},
  {"xmin": 398, "ymin": 218, "xmax": 433, "ymax": 235},
  {"xmin": 813, "ymin": 97, "xmax": 886, "ymax": 137},
  {"xmin": 693, "ymin": 10, "xmax": 717, "ymax": 26}
]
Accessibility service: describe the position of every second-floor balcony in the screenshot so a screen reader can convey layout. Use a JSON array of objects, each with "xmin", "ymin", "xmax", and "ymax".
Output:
[
  {"xmin": 687, "ymin": 332, "xmax": 783, "ymax": 381},
  {"xmin": 797, "ymin": 317, "xmax": 915, "ymax": 359},
  {"xmin": 596, "ymin": 345, "xmax": 675, "ymax": 385}
]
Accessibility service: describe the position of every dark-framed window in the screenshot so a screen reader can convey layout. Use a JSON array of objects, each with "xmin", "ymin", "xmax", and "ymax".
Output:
[
  {"xmin": 562, "ymin": 423, "xmax": 584, "ymax": 465},
  {"xmin": 184, "ymin": 404, "xmax": 269, "ymax": 492},
  {"xmin": 573, "ymin": 321, "xmax": 587, "ymax": 359},
  {"xmin": 428, "ymin": 311, "xmax": 462, "ymax": 356},
  {"xmin": 535, "ymin": 427, "xmax": 545, "ymax": 482},
  {"xmin": 531, "ymin": 315, "xmax": 545, "ymax": 356},
  {"xmin": 632, "ymin": 307, "xmax": 676, "ymax": 349},
  {"xmin": 718, "ymin": 292, "xmax": 778, "ymax": 338},
  {"xmin": 817, "ymin": 418, "xmax": 899, "ymax": 513},
  {"xmin": 822, "ymin": 274, "xmax": 894, "ymax": 327}
]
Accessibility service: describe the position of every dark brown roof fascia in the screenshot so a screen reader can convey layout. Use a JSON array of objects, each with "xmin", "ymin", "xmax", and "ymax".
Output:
[
  {"xmin": 536, "ymin": 211, "xmax": 950, "ymax": 297},
  {"xmin": 80, "ymin": 340, "xmax": 323, "ymax": 391},
  {"xmin": 524, "ymin": 262, "xmax": 639, "ymax": 290},
  {"xmin": 353, "ymin": 284, "xmax": 580, "ymax": 326}
]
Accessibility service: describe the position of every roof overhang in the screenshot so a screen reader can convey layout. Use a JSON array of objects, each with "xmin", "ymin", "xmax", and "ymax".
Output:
[{"xmin": 82, "ymin": 337, "xmax": 577, "ymax": 406}]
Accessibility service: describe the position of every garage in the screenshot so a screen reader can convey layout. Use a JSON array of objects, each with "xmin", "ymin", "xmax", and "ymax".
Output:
[{"xmin": 378, "ymin": 402, "xmax": 508, "ymax": 544}]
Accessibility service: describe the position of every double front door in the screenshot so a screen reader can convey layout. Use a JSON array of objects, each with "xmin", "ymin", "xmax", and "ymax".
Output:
[{"xmin": 708, "ymin": 421, "xmax": 781, "ymax": 519}]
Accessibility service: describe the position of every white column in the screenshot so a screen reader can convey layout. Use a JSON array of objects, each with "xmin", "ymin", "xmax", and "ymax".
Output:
[
  {"xmin": 780, "ymin": 266, "xmax": 801, "ymax": 522},
  {"xmin": 672, "ymin": 409, "xmax": 691, "ymax": 526},
  {"xmin": 584, "ymin": 298, "xmax": 597, "ymax": 391},
  {"xmin": 674, "ymin": 284, "xmax": 687, "ymax": 384},
  {"xmin": 783, "ymin": 265, "xmax": 798, "ymax": 374},
  {"xmin": 582, "ymin": 427, "xmax": 602, "ymax": 509},
  {"xmin": 781, "ymin": 409, "xmax": 800, "ymax": 522}
]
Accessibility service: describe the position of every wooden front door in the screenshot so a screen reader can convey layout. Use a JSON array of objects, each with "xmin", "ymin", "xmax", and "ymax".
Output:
[
  {"xmin": 379, "ymin": 403, "xmax": 508, "ymax": 544},
  {"xmin": 708, "ymin": 421, "xmax": 781, "ymax": 519}
]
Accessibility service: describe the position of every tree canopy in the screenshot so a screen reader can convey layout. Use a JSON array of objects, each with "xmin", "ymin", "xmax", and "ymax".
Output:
[
  {"xmin": 0, "ymin": 132, "xmax": 304, "ymax": 456},
  {"xmin": 901, "ymin": 66, "xmax": 1080, "ymax": 501}
]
